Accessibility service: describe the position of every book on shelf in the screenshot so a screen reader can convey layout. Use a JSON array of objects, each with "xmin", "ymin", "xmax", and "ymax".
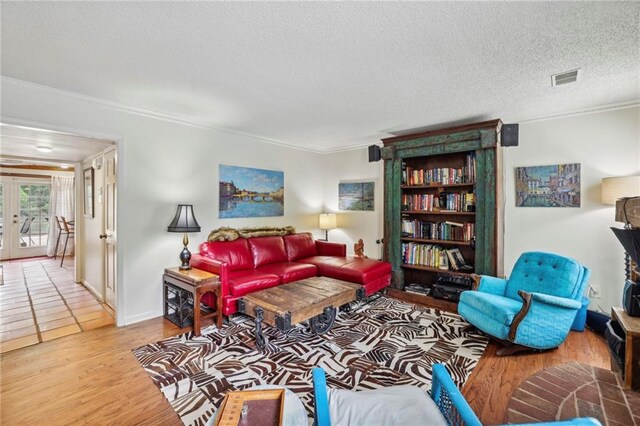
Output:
[
  {"xmin": 446, "ymin": 248, "xmax": 474, "ymax": 271},
  {"xmin": 463, "ymin": 192, "xmax": 476, "ymax": 212},
  {"xmin": 405, "ymin": 283, "xmax": 431, "ymax": 296},
  {"xmin": 444, "ymin": 220, "xmax": 464, "ymax": 227}
]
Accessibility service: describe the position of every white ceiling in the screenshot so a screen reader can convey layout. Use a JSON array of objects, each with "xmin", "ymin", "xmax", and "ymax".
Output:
[
  {"xmin": 1, "ymin": 2, "xmax": 639, "ymax": 152},
  {"xmin": 0, "ymin": 124, "xmax": 114, "ymax": 164}
]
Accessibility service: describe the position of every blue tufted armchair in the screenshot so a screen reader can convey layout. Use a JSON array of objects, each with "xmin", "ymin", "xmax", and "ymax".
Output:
[{"xmin": 458, "ymin": 252, "xmax": 590, "ymax": 355}]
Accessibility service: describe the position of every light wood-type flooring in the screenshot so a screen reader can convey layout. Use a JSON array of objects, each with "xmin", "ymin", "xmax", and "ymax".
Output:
[
  {"xmin": 0, "ymin": 258, "xmax": 114, "ymax": 353},
  {"xmin": 0, "ymin": 297, "xmax": 610, "ymax": 425}
]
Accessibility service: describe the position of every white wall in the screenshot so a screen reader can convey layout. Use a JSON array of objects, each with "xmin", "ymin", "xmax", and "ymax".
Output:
[
  {"xmin": 321, "ymin": 107, "xmax": 640, "ymax": 313},
  {"xmin": 504, "ymin": 107, "xmax": 640, "ymax": 313},
  {"xmin": 1, "ymin": 79, "xmax": 325, "ymax": 325},
  {"xmin": 321, "ymin": 148, "xmax": 385, "ymax": 259}
]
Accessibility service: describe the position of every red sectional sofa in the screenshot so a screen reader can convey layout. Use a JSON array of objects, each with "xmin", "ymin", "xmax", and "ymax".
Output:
[{"xmin": 190, "ymin": 232, "xmax": 392, "ymax": 316}]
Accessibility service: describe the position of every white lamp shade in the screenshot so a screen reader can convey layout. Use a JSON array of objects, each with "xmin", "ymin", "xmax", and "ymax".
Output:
[
  {"xmin": 319, "ymin": 213, "xmax": 337, "ymax": 230},
  {"xmin": 601, "ymin": 176, "xmax": 640, "ymax": 205}
]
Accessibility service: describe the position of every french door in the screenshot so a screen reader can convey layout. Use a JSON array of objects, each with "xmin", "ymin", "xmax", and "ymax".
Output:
[{"xmin": 0, "ymin": 177, "xmax": 51, "ymax": 260}]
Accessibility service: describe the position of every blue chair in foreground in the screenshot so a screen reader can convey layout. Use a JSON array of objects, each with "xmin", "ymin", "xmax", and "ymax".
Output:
[
  {"xmin": 458, "ymin": 252, "xmax": 590, "ymax": 356},
  {"xmin": 312, "ymin": 364, "xmax": 601, "ymax": 426}
]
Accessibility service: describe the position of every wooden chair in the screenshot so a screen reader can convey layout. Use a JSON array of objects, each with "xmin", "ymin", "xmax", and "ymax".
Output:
[{"xmin": 54, "ymin": 216, "xmax": 75, "ymax": 266}]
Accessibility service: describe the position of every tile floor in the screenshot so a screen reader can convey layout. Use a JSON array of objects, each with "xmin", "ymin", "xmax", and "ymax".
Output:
[{"xmin": 0, "ymin": 257, "xmax": 115, "ymax": 353}]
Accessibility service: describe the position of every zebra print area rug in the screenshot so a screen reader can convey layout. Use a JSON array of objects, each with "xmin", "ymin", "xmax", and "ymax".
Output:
[{"xmin": 132, "ymin": 295, "xmax": 488, "ymax": 425}]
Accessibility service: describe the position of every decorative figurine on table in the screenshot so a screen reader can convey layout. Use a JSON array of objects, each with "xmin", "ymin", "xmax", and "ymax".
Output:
[{"xmin": 354, "ymin": 239, "xmax": 367, "ymax": 258}]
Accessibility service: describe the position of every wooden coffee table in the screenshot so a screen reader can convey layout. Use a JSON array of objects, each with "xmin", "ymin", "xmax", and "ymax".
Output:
[{"xmin": 237, "ymin": 276, "xmax": 365, "ymax": 350}]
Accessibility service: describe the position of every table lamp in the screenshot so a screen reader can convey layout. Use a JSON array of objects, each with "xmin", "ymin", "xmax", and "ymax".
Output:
[
  {"xmin": 319, "ymin": 213, "xmax": 337, "ymax": 241},
  {"xmin": 602, "ymin": 176, "xmax": 640, "ymax": 207},
  {"xmin": 167, "ymin": 204, "xmax": 201, "ymax": 270}
]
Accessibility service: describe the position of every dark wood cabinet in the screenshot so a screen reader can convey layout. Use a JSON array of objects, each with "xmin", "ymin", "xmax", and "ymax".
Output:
[{"xmin": 381, "ymin": 119, "xmax": 505, "ymax": 296}]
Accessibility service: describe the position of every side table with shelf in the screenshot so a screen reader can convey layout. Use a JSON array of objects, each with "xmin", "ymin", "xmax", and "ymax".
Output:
[
  {"xmin": 611, "ymin": 307, "xmax": 640, "ymax": 391},
  {"xmin": 163, "ymin": 267, "xmax": 222, "ymax": 336}
]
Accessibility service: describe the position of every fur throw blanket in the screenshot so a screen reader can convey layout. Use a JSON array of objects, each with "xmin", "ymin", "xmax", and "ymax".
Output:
[{"xmin": 207, "ymin": 226, "xmax": 296, "ymax": 241}]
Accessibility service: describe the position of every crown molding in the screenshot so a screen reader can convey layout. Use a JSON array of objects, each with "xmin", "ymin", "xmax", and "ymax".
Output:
[
  {"xmin": 509, "ymin": 99, "xmax": 640, "ymax": 124},
  {"xmin": 3, "ymin": 76, "xmax": 638, "ymax": 155},
  {"xmin": 1, "ymin": 76, "xmax": 322, "ymax": 154}
]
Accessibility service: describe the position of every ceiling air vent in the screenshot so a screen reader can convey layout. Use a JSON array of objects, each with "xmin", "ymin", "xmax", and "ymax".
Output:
[{"xmin": 551, "ymin": 69, "xmax": 580, "ymax": 87}]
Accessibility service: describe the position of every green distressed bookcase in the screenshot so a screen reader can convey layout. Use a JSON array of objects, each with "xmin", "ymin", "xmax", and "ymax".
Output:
[{"xmin": 381, "ymin": 119, "xmax": 505, "ymax": 292}]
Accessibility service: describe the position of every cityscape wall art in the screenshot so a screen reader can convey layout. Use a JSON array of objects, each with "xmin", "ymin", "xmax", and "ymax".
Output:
[
  {"xmin": 219, "ymin": 165, "xmax": 284, "ymax": 218},
  {"xmin": 515, "ymin": 163, "xmax": 580, "ymax": 207}
]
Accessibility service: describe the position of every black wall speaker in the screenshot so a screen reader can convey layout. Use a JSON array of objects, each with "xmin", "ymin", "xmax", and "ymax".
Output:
[
  {"xmin": 502, "ymin": 124, "xmax": 519, "ymax": 147},
  {"xmin": 368, "ymin": 145, "xmax": 382, "ymax": 162}
]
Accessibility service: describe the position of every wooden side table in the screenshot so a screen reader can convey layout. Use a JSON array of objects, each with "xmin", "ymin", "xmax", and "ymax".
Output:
[
  {"xmin": 612, "ymin": 307, "xmax": 640, "ymax": 391},
  {"xmin": 163, "ymin": 267, "xmax": 222, "ymax": 336}
]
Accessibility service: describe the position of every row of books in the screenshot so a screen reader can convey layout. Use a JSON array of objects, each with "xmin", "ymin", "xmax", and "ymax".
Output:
[
  {"xmin": 402, "ymin": 243, "xmax": 474, "ymax": 271},
  {"xmin": 402, "ymin": 153, "xmax": 476, "ymax": 186},
  {"xmin": 401, "ymin": 191, "xmax": 475, "ymax": 212},
  {"xmin": 402, "ymin": 243, "xmax": 450, "ymax": 269},
  {"xmin": 401, "ymin": 219, "xmax": 475, "ymax": 241},
  {"xmin": 440, "ymin": 192, "xmax": 475, "ymax": 212}
]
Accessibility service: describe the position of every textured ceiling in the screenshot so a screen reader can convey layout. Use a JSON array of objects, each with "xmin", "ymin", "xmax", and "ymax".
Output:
[{"xmin": 1, "ymin": 2, "xmax": 639, "ymax": 152}]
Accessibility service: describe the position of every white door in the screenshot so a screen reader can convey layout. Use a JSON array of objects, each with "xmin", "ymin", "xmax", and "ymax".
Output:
[
  {"xmin": 0, "ymin": 177, "xmax": 51, "ymax": 260},
  {"xmin": 103, "ymin": 149, "xmax": 117, "ymax": 309}
]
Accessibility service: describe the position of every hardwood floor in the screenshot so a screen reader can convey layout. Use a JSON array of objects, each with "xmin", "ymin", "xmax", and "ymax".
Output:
[
  {"xmin": 1, "ymin": 317, "xmax": 188, "ymax": 425},
  {"xmin": 0, "ymin": 305, "xmax": 611, "ymax": 425},
  {"xmin": 463, "ymin": 328, "xmax": 610, "ymax": 424}
]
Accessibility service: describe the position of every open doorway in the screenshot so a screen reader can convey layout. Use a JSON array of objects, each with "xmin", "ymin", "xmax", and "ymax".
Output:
[{"xmin": 0, "ymin": 122, "xmax": 118, "ymax": 352}]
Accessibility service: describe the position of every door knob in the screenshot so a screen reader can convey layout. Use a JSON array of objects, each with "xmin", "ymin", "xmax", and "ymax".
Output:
[{"xmin": 99, "ymin": 234, "xmax": 107, "ymax": 239}]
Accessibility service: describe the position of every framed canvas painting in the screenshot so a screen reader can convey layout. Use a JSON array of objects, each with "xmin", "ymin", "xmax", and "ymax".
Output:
[
  {"xmin": 515, "ymin": 163, "xmax": 580, "ymax": 207},
  {"xmin": 219, "ymin": 165, "xmax": 284, "ymax": 218},
  {"xmin": 83, "ymin": 167, "xmax": 94, "ymax": 218},
  {"xmin": 338, "ymin": 181, "xmax": 374, "ymax": 211}
]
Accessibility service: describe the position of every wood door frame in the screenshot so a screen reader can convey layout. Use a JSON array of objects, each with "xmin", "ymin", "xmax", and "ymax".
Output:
[{"xmin": 1, "ymin": 115, "xmax": 125, "ymax": 326}]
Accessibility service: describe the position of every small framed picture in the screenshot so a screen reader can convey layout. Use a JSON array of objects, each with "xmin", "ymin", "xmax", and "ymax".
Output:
[{"xmin": 84, "ymin": 167, "xmax": 94, "ymax": 218}]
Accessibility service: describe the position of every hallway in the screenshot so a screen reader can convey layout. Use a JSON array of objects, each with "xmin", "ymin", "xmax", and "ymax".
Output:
[{"xmin": 0, "ymin": 257, "xmax": 114, "ymax": 353}]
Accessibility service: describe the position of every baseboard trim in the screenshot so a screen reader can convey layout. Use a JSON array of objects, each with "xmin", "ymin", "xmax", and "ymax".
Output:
[
  {"xmin": 122, "ymin": 310, "xmax": 162, "ymax": 326},
  {"xmin": 81, "ymin": 280, "xmax": 105, "ymax": 303}
]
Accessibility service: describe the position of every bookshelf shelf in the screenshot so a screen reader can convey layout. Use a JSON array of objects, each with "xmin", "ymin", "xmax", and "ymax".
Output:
[
  {"xmin": 382, "ymin": 119, "xmax": 505, "ymax": 300},
  {"xmin": 401, "ymin": 264, "xmax": 472, "ymax": 276},
  {"xmin": 401, "ymin": 238, "xmax": 471, "ymax": 246},
  {"xmin": 402, "ymin": 211, "xmax": 475, "ymax": 215},
  {"xmin": 401, "ymin": 182, "xmax": 476, "ymax": 189}
]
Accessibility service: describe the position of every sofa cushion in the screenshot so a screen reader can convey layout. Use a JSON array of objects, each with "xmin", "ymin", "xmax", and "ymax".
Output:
[
  {"xmin": 284, "ymin": 233, "xmax": 318, "ymax": 261},
  {"xmin": 227, "ymin": 270, "xmax": 281, "ymax": 297},
  {"xmin": 199, "ymin": 239, "xmax": 253, "ymax": 272},
  {"xmin": 299, "ymin": 256, "xmax": 391, "ymax": 284},
  {"xmin": 257, "ymin": 262, "xmax": 318, "ymax": 283},
  {"xmin": 248, "ymin": 236, "xmax": 288, "ymax": 268},
  {"xmin": 458, "ymin": 291, "xmax": 523, "ymax": 326}
]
